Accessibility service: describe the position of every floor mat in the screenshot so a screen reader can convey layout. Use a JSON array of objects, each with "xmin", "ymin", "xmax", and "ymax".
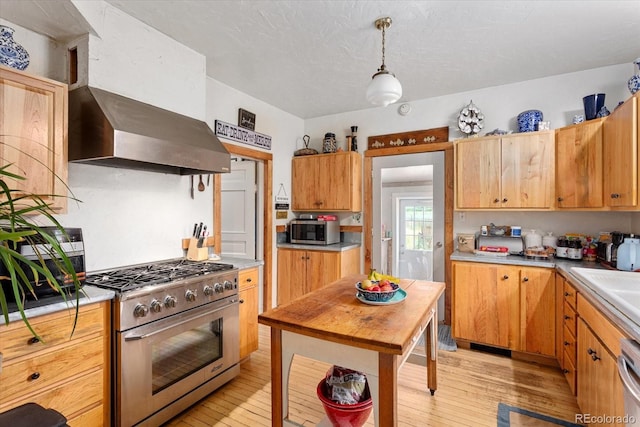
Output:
[
  {"xmin": 497, "ymin": 403, "xmax": 582, "ymax": 427},
  {"xmin": 415, "ymin": 324, "xmax": 457, "ymax": 351}
]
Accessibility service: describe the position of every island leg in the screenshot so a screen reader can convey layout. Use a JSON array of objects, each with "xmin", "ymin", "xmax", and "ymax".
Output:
[
  {"xmin": 270, "ymin": 328, "xmax": 284, "ymax": 427},
  {"xmin": 426, "ymin": 306, "xmax": 437, "ymax": 395},
  {"xmin": 378, "ymin": 352, "xmax": 398, "ymax": 426}
]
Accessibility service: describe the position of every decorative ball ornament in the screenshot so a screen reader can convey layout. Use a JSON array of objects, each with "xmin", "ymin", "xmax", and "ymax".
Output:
[{"xmin": 458, "ymin": 100, "xmax": 484, "ymax": 136}]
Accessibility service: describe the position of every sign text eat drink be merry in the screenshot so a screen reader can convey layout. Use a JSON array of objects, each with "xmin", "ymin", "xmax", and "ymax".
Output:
[{"xmin": 215, "ymin": 120, "xmax": 272, "ymax": 150}]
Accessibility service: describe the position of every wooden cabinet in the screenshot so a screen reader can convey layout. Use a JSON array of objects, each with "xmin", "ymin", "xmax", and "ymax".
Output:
[
  {"xmin": 576, "ymin": 293, "xmax": 626, "ymax": 426},
  {"xmin": 603, "ymin": 94, "xmax": 638, "ymax": 208},
  {"xmin": 452, "ymin": 261, "xmax": 555, "ymax": 356},
  {"xmin": 239, "ymin": 267, "xmax": 259, "ymax": 359},
  {"xmin": 0, "ymin": 301, "xmax": 110, "ymax": 425},
  {"xmin": 277, "ymin": 247, "xmax": 360, "ymax": 306},
  {"xmin": 455, "ymin": 131, "xmax": 554, "ymax": 209},
  {"xmin": 0, "ymin": 65, "xmax": 68, "ymax": 213},
  {"xmin": 555, "ymin": 274, "xmax": 578, "ymax": 394},
  {"xmin": 555, "ymin": 119, "xmax": 604, "ymax": 208},
  {"xmin": 291, "ymin": 151, "xmax": 362, "ymax": 212}
]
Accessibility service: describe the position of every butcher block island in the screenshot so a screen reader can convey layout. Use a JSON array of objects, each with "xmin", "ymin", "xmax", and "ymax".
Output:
[{"xmin": 258, "ymin": 274, "xmax": 445, "ymax": 427}]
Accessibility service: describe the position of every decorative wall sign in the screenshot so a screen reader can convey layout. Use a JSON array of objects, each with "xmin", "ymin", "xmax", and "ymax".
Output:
[
  {"xmin": 238, "ymin": 108, "xmax": 256, "ymax": 130},
  {"xmin": 215, "ymin": 120, "xmax": 272, "ymax": 150},
  {"xmin": 367, "ymin": 126, "xmax": 449, "ymax": 150},
  {"xmin": 275, "ymin": 184, "xmax": 290, "ymax": 210}
]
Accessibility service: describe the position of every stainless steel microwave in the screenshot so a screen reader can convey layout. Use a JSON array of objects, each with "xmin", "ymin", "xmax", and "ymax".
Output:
[{"xmin": 289, "ymin": 220, "xmax": 340, "ymax": 245}]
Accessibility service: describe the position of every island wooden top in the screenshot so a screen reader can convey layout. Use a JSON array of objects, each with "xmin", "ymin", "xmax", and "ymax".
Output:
[{"xmin": 258, "ymin": 274, "xmax": 445, "ymax": 355}]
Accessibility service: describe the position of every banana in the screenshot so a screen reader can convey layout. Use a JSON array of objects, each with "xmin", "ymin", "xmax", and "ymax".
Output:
[{"xmin": 367, "ymin": 269, "xmax": 398, "ymax": 282}]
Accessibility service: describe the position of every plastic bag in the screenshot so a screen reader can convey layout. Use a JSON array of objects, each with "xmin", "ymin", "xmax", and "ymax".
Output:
[{"xmin": 324, "ymin": 366, "xmax": 369, "ymax": 405}]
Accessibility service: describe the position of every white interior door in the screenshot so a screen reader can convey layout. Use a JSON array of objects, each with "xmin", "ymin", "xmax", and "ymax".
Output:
[{"xmin": 221, "ymin": 159, "xmax": 256, "ymax": 258}]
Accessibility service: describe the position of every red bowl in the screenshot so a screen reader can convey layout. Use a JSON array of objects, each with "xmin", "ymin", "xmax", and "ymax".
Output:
[{"xmin": 316, "ymin": 379, "xmax": 372, "ymax": 427}]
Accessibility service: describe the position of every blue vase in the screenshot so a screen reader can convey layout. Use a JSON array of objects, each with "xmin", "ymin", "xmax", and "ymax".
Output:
[
  {"xmin": 517, "ymin": 110, "xmax": 543, "ymax": 132},
  {"xmin": 0, "ymin": 25, "xmax": 29, "ymax": 71},
  {"xmin": 629, "ymin": 58, "xmax": 640, "ymax": 95},
  {"xmin": 583, "ymin": 93, "xmax": 605, "ymax": 120}
]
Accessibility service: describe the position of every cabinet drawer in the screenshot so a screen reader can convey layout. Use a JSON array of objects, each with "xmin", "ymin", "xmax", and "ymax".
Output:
[
  {"xmin": 562, "ymin": 323, "xmax": 577, "ymax": 362},
  {"xmin": 0, "ymin": 335, "xmax": 105, "ymax": 402},
  {"xmin": 0, "ymin": 303, "xmax": 106, "ymax": 360},
  {"xmin": 562, "ymin": 302, "xmax": 577, "ymax": 336},
  {"xmin": 562, "ymin": 349, "xmax": 577, "ymax": 396},
  {"xmin": 0, "ymin": 368, "xmax": 104, "ymax": 420},
  {"xmin": 67, "ymin": 404, "xmax": 105, "ymax": 427},
  {"xmin": 239, "ymin": 267, "xmax": 259, "ymax": 291},
  {"xmin": 577, "ymin": 294, "xmax": 626, "ymax": 355},
  {"xmin": 563, "ymin": 282, "xmax": 577, "ymax": 309}
]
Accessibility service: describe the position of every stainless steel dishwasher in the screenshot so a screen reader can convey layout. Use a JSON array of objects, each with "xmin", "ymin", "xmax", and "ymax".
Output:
[{"xmin": 618, "ymin": 339, "xmax": 640, "ymax": 426}]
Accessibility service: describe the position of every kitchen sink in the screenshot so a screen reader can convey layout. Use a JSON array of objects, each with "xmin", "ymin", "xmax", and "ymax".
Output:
[{"xmin": 571, "ymin": 267, "xmax": 640, "ymax": 327}]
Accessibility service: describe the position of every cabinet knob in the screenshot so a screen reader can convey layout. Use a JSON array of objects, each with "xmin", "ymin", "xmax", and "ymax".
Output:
[
  {"xmin": 564, "ymin": 341, "xmax": 570, "ymax": 346},
  {"xmin": 557, "ymin": 197, "xmax": 564, "ymax": 202},
  {"xmin": 502, "ymin": 198, "xmax": 508, "ymax": 203},
  {"xmin": 611, "ymin": 193, "xmax": 621, "ymax": 199},
  {"xmin": 239, "ymin": 299, "xmax": 245, "ymax": 304},
  {"xmin": 564, "ymin": 315, "xmax": 571, "ymax": 320},
  {"xmin": 493, "ymin": 198, "xmax": 500, "ymax": 203},
  {"xmin": 246, "ymin": 278, "xmax": 252, "ymax": 283},
  {"xmin": 564, "ymin": 291, "xmax": 572, "ymax": 297},
  {"xmin": 562, "ymin": 369, "xmax": 570, "ymax": 374},
  {"xmin": 587, "ymin": 348, "xmax": 596, "ymax": 355},
  {"xmin": 28, "ymin": 337, "xmax": 40, "ymax": 345},
  {"xmin": 502, "ymin": 275, "xmax": 509, "ymax": 280},
  {"xmin": 30, "ymin": 372, "xmax": 41, "ymax": 381},
  {"xmin": 591, "ymin": 354, "xmax": 601, "ymax": 362},
  {"xmin": 522, "ymin": 277, "xmax": 529, "ymax": 282}
]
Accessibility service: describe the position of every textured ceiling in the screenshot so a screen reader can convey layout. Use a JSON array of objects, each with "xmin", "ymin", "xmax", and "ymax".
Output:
[{"xmin": 2, "ymin": 1, "xmax": 639, "ymax": 119}]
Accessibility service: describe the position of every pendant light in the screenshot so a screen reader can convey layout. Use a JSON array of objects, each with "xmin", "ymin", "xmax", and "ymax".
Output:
[{"xmin": 366, "ymin": 17, "xmax": 402, "ymax": 107}]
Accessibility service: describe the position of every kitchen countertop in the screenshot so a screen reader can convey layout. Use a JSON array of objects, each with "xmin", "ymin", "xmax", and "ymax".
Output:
[
  {"xmin": 451, "ymin": 250, "xmax": 640, "ymax": 343},
  {"xmin": 276, "ymin": 242, "xmax": 360, "ymax": 252},
  {"xmin": 5, "ymin": 285, "xmax": 115, "ymax": 323},
  {"xmin": 4, "ymin": 257, "xmax": 263, "ymax": 323}
]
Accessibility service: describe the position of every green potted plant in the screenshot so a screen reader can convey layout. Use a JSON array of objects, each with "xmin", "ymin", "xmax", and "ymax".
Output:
[{"xmin": 0, "ymin": 156, "xmax": 82, "ymax": 340}]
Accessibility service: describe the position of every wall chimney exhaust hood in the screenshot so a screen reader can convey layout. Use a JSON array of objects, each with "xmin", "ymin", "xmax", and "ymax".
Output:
[{"xmin": 68, "ymin": 87, "xmax": 230, "ymax": 175}]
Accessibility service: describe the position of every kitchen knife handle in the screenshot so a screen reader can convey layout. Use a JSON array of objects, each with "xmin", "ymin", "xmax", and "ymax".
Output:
[{"xmin": 192, "ymin": 223, "xmax": 198, "ymax": 237}]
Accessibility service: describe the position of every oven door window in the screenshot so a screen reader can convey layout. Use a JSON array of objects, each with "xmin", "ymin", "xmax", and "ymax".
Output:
[{"xmin": 151, "ymin": 318, "xmax": 223, "ymax": 394}]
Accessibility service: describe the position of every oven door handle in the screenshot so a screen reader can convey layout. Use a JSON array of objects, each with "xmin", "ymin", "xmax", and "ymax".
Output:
[{"xmin": 124, "ymin": 298, "xmax": 238, "ymax": 341}]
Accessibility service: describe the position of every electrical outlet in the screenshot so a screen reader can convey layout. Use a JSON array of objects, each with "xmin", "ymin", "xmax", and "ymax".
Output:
[{"xmin": 458, "ymin": 212, "xmax": 465, "ymax": 222}]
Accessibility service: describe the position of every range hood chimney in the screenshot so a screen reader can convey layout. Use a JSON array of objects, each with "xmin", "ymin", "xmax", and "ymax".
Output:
[{"xmin": 68, "ymin": 87, "xmax": 230, "ymax": 175}]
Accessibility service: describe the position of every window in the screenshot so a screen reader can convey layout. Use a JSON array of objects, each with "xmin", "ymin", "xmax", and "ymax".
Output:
[{"xmin": 403, "ymin": 204, "xmax": 433, "ymax": 251}]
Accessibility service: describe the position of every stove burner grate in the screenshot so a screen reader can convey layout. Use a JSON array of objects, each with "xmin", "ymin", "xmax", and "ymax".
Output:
[{"xmin": 86, "ymin": 259, "xmax": 234, "ymax": 291}]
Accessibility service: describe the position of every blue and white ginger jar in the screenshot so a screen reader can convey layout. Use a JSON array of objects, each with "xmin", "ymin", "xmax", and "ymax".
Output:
[
  {"xmin": 0, "ymin": 26, "xmax": 30, "ymax": 71},
  {"xmin": 629, "ymin": 58, "xmax": 640, "ymax": 95},
  {"xmin": 517, "ymin": 110, "xmax": 543, "ymax": 133}
]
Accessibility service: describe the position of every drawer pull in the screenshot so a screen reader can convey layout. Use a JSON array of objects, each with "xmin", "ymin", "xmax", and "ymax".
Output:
[
  {"xmin": 564, "ymin": 291, "xmax": 572, "ymax": 297},
  {"xmin": 493, "ymin": 198, "xmax": 500, "ymax": 203},
  {"xmin": 564, "ymin": 315, "xmax": 571, "ymax": 320},
  {"xmin": 587, "ymin": 348, "xmax": 596, "ymax": 355},
  {"xmin": 611, "ymin": 193, "xmax": 621, "ymax": 199},
  {"xmin": 522, "ymin": 277, "xmax": 529, "ymax": 282},
  {"xmin": 557, "ymin": 197, "xmax": 564, "ymax": 202},
  {"xmin": 30, "ymin": 372, "xmax": 41, "ymax": 381},
  {"xmin": 502, "ymin": 275, "xmax": 509, "ymax": 280},
  {"xmin": 28, "ymin": 337, "xmax": 40, "ymax": 345},
  {"xmin": 239, "ymin": 299, "xmax": 245, "ymax": 304},
  {"xmin": 591, "ymin": 354, "xmax": 601, "ymax": 362},
  {"xmin": 502, "ymin": 198, "xmax": 508, "ymax": 203},
  {"xmin": 246, "ymin": 278, "xmax": 252, "ymax": 283},
  {"xmin": 562, "ymin": 368, "xmax": 569, "ymax": 374},
  {"xmin": 564, "ymin": 341, "xmax": 570, "ymax": 346}
]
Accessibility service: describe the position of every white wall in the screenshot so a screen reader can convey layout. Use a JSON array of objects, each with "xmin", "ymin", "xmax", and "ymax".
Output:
[{"xmin": 305, "ymin": 63, "xmax": 640, "ymax": 241}]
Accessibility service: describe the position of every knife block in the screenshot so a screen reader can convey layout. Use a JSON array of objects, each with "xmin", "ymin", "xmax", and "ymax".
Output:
[{"xmin": 186, "ymin": 237, "xmax": 208, "ymax": 261}]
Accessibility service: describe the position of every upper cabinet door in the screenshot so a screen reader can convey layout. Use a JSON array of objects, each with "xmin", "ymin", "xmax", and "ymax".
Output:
[
  {"xmin": 455, "ymin": 136, "xmax": 501, "ymax": 209},
  {"xmin": 0, "ymin": 65, "xmax": 68, "ymax": 212},
  {"xmin": 555, "ymin": 119, "xmax": 604, "ymax": 209},
  {"xmin": 603, "ymin": 96, "xmax": 638, "ymax": 208},
  {"xmin": 501, "ymin": 131, "xmax": 554, "ymax": 209}
]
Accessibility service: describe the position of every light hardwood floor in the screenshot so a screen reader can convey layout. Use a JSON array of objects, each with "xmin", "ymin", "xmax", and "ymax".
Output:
[{"xmin": 166, "ymin": 325, "xmax": 581, "ymax": 426}]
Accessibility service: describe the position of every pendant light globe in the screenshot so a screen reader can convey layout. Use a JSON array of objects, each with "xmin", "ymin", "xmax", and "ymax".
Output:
[
  {"xmin": 367, "ymin": 69, "xmax": 402, "ymax": 107},
  {"xmin": 367, "ymin": 17, "xmax": 402, "ymax": 107}
]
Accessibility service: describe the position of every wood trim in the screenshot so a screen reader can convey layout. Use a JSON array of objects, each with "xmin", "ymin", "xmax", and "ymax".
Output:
[
  {"xmin": 363, "ymin": 140, "xmax": 454, "ymax": 324},
  {"xmin": 367, "ymin": 126, "xmax": 449, "ymax": 151},
  {"xmin": 275, "ymin": 225, "xmax": 286, "ymax": 233},
  {"xmin": 217, "ymin": 143, "xmax": 274, "ymax": 311},
  {"xmin": 340, "ymin": 225, "xmax": 362, "ymax": 233}
]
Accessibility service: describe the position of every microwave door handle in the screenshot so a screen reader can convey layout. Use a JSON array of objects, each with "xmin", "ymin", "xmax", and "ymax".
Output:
[
  {"xmin": 124, "ymin": 299, "xmax": 237, "ymax": 341},
  {"xmin": 618, "ymin": 354, "xmax": 640, "ymax": 405}
]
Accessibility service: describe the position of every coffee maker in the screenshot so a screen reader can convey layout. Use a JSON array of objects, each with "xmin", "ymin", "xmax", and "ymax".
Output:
[{"xmin": 611, "ymin": 231, "xmax": 627, "ymax": 268}]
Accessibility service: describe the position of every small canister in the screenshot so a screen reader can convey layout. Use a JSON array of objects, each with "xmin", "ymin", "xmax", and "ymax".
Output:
[
  {"xmin": 510, "ymin": 226, "xmax": 521, "ymax": 237},
  {"xmin": 542, "ymin": 232, "xmax": 558, "ymax": 249},
  {"xmin": 323, "ymin": 133, "xmax": 336, "ymax": 153},
  {"xmin": 556, "ymin": 236, "xmax": 569, "ymax": 258},
  {"xmin": 567, "ymin": 239, "xmax": 583, "ymax": 260}
]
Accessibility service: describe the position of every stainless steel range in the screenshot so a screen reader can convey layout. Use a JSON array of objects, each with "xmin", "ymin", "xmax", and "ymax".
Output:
[{"xmin": 85, "ymin": 259, "xmax": 240, "ymax": 427}]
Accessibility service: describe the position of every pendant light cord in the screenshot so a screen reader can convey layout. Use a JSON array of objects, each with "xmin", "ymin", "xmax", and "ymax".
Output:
[{"xmin": 380, "ymin": 23, "xmax": 387, "ymax": 71}]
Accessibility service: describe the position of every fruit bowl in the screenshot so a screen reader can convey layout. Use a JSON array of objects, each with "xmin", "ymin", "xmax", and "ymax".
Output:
[{"xmin": 355, "ymin": 281, "xmax": 400, "ymax": 302}]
